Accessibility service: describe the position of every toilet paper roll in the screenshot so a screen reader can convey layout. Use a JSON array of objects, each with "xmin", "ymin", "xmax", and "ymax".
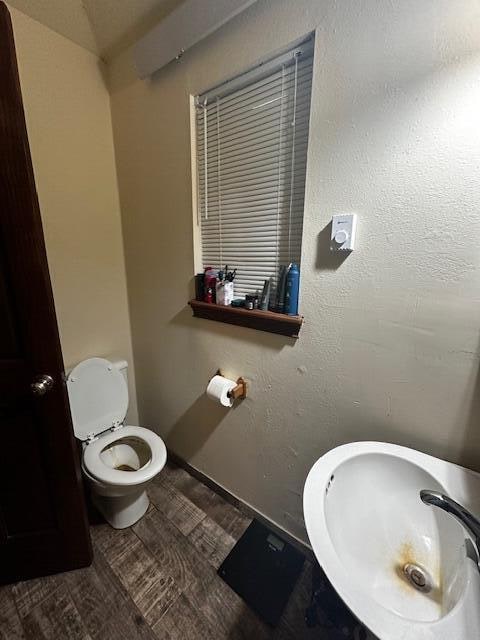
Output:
[{"xmin": 206, "ymin": 374, "xmax": 237, "ymax": 407}]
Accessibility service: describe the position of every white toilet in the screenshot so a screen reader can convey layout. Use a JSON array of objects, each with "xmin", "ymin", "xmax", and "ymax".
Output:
[{"xmin": 67, "ymin": 357, "xmax": 167, "ymax": 529}]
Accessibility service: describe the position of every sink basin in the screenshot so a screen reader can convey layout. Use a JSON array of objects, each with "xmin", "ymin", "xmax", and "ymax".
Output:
[{"xmin": 303, "ymin": 442, "xmax": 480, "ymax": 639}]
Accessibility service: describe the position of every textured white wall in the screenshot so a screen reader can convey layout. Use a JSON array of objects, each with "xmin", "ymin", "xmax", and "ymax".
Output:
[{"xmin": 109, "ymin": 0, "xmax": 480, "ymax": 543}]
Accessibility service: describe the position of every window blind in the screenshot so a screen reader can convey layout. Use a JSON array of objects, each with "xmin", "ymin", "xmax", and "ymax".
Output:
[{"xmin": 195, "ymin": 38, "xmax": 314, "ymax": 300}]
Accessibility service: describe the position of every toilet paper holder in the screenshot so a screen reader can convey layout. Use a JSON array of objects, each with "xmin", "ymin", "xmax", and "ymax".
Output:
[{"xmin": 216, "ymin": 370, "xmax": 247, "ymax": 400}]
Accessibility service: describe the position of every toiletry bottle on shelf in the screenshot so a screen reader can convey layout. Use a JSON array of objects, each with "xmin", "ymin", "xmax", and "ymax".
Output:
[
  {"xmin": 195, "ymin": 273, "xmax": 205, "ymax": 301},
  {"xmin": 260, "ymin": 278, "xmax": 271, "ymax": 311},
  {"xmin": 205, "ymin": 285, "xmax": 213, "ymax": 304},
  {"xmin": 204, "ymin": 267, "xmax": 217, "ymax": 303},
  {"xmin": 276, "ymin": 265, "xmax": 287, "ymax": 312},
  {"xmin": 285, "ymin": 263, "xmax": 300, "ymax": 315}
]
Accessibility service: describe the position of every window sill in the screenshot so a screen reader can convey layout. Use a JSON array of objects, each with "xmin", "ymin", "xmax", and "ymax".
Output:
[{"xmin": 188, "ymin": 300, "xmax": 303, "ymax": 338}]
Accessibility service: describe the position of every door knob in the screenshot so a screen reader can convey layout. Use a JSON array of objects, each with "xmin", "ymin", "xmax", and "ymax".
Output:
[{"xmin": 31, "ymin": 374, "xmax": 54, "ymax": 396}]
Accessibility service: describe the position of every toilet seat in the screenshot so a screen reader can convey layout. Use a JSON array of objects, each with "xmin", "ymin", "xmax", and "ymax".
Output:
[{"xmin": 83, "ymin": 425, "xmax": 167, "ymax": 486}]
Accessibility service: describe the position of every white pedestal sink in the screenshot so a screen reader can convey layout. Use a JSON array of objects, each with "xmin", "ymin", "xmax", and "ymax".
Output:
[{"xmin": 303, "ymin": 442, "xmax": 480, "ymax": 640}]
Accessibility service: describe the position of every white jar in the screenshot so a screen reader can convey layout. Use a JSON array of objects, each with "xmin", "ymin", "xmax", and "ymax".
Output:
[{"xmin": 216, "ymin": 281, "xmax": 234, "ymax": 306}]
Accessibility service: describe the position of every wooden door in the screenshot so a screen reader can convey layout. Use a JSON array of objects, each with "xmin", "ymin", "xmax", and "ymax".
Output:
[{"xmin": 0, "ymin": 2, "xmax": 92, "ymax": 583}]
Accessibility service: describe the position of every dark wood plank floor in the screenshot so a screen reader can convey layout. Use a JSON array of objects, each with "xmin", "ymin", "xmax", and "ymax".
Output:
[{"xmin": 0, "ymin": 461, "xmax": 323, "ymax": 640}]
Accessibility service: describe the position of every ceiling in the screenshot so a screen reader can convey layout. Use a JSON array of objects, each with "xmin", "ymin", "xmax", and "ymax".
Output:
[{"xmin": 7, "ymin": 0, "xmax": 185, "ymax": 59}]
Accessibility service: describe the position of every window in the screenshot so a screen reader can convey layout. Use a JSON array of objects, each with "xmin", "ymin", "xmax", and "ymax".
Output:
[{"xmin": 194, "ymin": 38, "xmax": 314, "ymax": 306}]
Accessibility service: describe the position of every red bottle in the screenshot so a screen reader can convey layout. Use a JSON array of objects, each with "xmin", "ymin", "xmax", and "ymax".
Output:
[{"xmin": 204, "ymin": 267, "xmax": 217, "ymax": 303}]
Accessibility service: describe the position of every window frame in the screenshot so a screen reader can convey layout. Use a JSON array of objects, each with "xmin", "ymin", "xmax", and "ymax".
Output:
[{"xmin": 189, "ymin": 36, "xmax": 314, "ymax": 337}]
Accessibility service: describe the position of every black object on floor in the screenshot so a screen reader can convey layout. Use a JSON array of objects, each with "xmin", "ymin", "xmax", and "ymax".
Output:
[
  {"xmin": 218, "ymin": 519, "xmax": 305, "ymax": 627},
  {"xmin": 305, "ymin": 561, "xmax": 369, "ymax": 639}
]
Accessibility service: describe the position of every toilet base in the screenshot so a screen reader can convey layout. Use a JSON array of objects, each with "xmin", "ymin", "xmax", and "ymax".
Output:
[{"xmin": 92, "ymin": 488, "xmax": 150, "ymax": 529}]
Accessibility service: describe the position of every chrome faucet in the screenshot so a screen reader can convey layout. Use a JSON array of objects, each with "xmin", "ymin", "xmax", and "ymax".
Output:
[{"xmin": 420, "ymin": 490, "xmax": 480, "ymax": 560}]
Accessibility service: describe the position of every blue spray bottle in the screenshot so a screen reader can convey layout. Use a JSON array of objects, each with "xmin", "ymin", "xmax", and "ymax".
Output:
[{"xmin": 284, "ymin": 263, "xmax": 300, "ymax": 315}]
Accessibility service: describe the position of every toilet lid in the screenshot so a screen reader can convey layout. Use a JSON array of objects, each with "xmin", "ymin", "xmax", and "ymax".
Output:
[{"xmin": 67, "ymin": 357, "xmax": 128, "ymax": 441}]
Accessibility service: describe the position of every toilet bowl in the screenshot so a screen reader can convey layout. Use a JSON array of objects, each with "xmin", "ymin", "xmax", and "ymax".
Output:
[{"xmin": 67, "ymin": 357, "xmax": 167, "ymax": 529}]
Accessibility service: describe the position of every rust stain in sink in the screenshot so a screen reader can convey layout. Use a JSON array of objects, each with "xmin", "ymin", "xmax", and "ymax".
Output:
[{"xmin": 393, "ymin": 541, "xmax": 443, "ymax": 606}]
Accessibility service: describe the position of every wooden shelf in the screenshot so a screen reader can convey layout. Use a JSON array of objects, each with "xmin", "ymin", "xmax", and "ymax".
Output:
[{"xmin": 188, "ymin": 299, "xmax": 303, "ymax": 338}]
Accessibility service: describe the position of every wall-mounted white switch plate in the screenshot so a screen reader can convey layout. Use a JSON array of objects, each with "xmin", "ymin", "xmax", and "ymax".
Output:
[{"xmin": 330, "ymin": 214, "xmax": 357, "ymax": 251}]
